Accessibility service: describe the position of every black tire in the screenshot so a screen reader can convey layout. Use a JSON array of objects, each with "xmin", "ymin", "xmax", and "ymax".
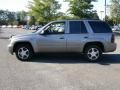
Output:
[
  {"xmin": 84, "ymin": 45, "xmax": 102, "ymax": 62},
  {"xmin": 15, "ymin": 44, "xmax": 33, "ymax": 61}
]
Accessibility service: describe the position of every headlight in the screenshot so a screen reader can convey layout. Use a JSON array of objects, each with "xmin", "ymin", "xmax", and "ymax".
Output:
[
  {"xmin": 10, "ymin": 35, "xmax": 14, "ymax": 38},
  {"xmin": 9, "ymin": 35, "xmax": 15, "ymax": 41}
]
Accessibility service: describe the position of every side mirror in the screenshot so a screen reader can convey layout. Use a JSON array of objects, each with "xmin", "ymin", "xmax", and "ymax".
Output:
[
  {"xmin": 40, "ymin": 30, "xmax": 45, "ymax": 35},
  {"xmin": 39, "ymin": 26, "xmax": 50, "ymax": 35},
  {"xmin": 40, "ymin": 30, "xmax": 48, "ymax": 35}
]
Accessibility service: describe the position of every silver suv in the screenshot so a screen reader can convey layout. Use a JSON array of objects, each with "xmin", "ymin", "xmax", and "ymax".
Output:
[{"xmin": 8, "ymin": 20, "xmax": 116, "ymax": 62}]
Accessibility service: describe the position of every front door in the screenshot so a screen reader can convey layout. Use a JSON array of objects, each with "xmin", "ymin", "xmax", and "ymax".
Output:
[{"xmin": 38, "ymin": 22, "xmax": 66, "ymax": 52}]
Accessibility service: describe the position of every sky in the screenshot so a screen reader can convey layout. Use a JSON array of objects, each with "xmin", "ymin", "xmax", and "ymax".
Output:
[
  {"xmin": 0, "ymin": 0, "xmax": 111, "ymax": 19},
  {"xmin": 92, "ymin": 0, "xmax": 111, "ymax": 19}
]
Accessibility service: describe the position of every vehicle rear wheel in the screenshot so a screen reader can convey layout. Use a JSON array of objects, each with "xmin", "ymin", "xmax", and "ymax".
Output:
[
  {"xmin": 84, "ymin": 45, "xmax": 102, "ymax": 62},
  {"xmin": 15, "ymin": 44, "xmax": 33, "ymax": 61}
]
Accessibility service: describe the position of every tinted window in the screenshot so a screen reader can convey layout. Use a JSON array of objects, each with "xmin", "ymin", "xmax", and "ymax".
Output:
[
  {"xmin": 69, "ymin": 21, "xmax": 87, "ymax": 34},
  {"xmin": 81, "ymin": 22, "xmax": 87, "ymax": 33},
  {"xmin": 89, "ymin": 21, "xmax": 112, "ymax": 33},
  {"xmin": 70, "ymin": 21, "xmax": 80, "ymax": 33}
]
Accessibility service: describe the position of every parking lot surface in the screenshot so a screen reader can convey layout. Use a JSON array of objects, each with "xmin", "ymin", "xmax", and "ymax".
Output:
[{"xmin": 0, "ymin": 28, "xmax": 120, "ymax": 90}]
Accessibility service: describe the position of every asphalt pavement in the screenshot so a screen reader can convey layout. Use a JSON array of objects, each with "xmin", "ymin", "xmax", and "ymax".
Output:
[{"xmin": 0, "ymin": 28, "xmax": 120, "ymax": 90}]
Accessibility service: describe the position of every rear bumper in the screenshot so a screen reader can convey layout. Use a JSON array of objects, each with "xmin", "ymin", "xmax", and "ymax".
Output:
[{"xmin": 104, "ymin": 43, "xmax": 117, "ymax": 52}]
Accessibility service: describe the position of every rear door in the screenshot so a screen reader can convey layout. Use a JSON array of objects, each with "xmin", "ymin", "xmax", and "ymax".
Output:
[{"xmin": 66, "ymin": 21, "xmax": 88, "ymax": 52}]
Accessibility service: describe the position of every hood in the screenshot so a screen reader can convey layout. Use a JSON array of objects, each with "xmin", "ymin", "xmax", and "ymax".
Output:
[{"xmin": 11, "ymin": 33, "xmax": 38, "ymax": 39}]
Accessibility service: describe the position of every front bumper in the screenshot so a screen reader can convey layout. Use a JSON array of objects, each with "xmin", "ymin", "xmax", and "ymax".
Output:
[{"xmin": 8, "ymin": 44, "xmax": 14, "ymax": 55}]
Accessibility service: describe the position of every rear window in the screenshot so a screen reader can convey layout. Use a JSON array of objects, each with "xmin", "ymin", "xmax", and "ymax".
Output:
[
  {"xmin": 89, "ymin": 21, "xmax": 112, "ymax": 33},
  {"xmin": 69, "ymin": 21, "xmax": 87, "ymax": 34}
]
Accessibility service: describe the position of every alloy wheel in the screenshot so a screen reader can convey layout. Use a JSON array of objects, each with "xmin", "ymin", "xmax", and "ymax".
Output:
[
  {"xmin": 87, "ymin": 48, "xmax": 100, "ymax": 61},
  {"xmin": 18, "ymin": 47, "xmax": 30, "ymax": 60}
]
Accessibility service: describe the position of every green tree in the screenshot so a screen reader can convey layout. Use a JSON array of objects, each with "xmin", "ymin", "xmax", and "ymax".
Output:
[
  {"xmin": 0, "ymin": 10, "xmax": 8, "ymax": 25},
  {"xmin": 104, "ymin": 15, "xmax": 114, "ymax": 26},
  {"xmin": 7, "ymin": 12, "xmax": 16, "ymax": 25},
  {"xmin": 28, "ymin": 0, "xmax": 61, "ymax": 23},
  {"xmin": 16, "ymin": 11, "xmax": 28, "ymax": 25},
  {"xmin": 110, "ymin": 0, "xmax": 120, "ymax": 24},
  {"xmin": 28, "ymin": 16, "xmax": 36, "ymax": 25},
  {"xmin": 69, "ymin": 0, "xmax": 95, "ymax": 19},
  {"xmin": 91, "ymin": 10, "xmax": 99, "ymax": 19},
  {"xmin": 0, "ymin": 10, "xmax": 16, "ymax": 25},
  {"xmin": 0, "ymin": 10, "xmax": 28, "ymax": 25}
]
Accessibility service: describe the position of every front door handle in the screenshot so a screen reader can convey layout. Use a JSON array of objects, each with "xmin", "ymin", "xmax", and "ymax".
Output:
[
  {"xmin": 84, "ymin": 36, "xmax": 88, "ymax": 39},
  {"xmin": 59, "ymin": 37, "xmax": 64, "ymax": 39}
]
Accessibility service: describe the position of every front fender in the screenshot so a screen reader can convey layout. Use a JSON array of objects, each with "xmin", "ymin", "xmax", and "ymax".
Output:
[{"xmin": 12, "ymin": 38, "xmax": 39, "ymax": 53}]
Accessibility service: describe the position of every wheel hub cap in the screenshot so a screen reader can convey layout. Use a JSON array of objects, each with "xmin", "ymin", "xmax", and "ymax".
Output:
[
  {"xmin": 18, "ymin": 47, "xmax": 29, "ymax": 59},
  {"xmin": 87, "ymin": 48, "xmax": 99, "ymax": 60}
]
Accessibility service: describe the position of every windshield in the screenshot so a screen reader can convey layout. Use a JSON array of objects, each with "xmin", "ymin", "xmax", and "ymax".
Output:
[
  {"xmin": 34, "ymin": 22, "xmax": 51, "ymax": 34},
  {"xmin": 33, "ymin": 27, "xmax": 43, "ymax": 33}
]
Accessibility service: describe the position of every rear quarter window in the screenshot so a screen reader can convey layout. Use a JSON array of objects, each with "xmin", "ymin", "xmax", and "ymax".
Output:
[{"xmin": 89, "ymin": 21, "xmax": 112, "ymax": 33}]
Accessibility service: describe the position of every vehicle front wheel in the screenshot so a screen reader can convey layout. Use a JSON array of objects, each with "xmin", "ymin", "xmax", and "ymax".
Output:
[
  {"xmin": 15, "ymin": 44, "xmax": 33, "ymax": 61},
  {"xmin": 84, "ymin": 45, "xmax": 102, "ymax": 62}
]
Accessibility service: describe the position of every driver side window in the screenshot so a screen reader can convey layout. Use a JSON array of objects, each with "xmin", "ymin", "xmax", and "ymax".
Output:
[{"xmin": 44, "ymin": 22, "xmax": 65, "ymax": 34}]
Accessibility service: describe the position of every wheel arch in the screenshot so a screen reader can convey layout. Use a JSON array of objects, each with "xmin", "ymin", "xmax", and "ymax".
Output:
[
  {"xmin": 13, "ymin": 41, "xmax": 34, "ymax": 53},
  {"xmin": 83, "ymin": 42, "xmax": 104, "ymax": 52}
]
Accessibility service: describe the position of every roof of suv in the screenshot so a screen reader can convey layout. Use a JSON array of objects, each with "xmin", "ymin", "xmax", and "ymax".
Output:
[{"xmin": 53, "ymin": 19, "xmax": 103, "ymax": 22}]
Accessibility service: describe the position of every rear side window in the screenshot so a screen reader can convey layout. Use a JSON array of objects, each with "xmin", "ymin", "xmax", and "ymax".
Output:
[
  {"xmin": 69, "ymin": 21, "xmax": 87, "ymax": 34},
  {"xmin": 89, "ymin": 21, "xmax": 112, "ymax": 33},
  {"xmin": 81, "ymin": 22, "xmax": 87, "ymax": 33}
]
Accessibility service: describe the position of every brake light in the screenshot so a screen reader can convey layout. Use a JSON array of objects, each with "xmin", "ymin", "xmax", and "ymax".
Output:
[{"xmin": 111, "ymin": 34, "xmax": 115, "ymax": 43}]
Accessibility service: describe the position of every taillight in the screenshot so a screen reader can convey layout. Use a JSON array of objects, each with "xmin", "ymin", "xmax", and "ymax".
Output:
[{"xmin": 111, "ymin": 34, "xmax": 115, "ymax": 43}]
